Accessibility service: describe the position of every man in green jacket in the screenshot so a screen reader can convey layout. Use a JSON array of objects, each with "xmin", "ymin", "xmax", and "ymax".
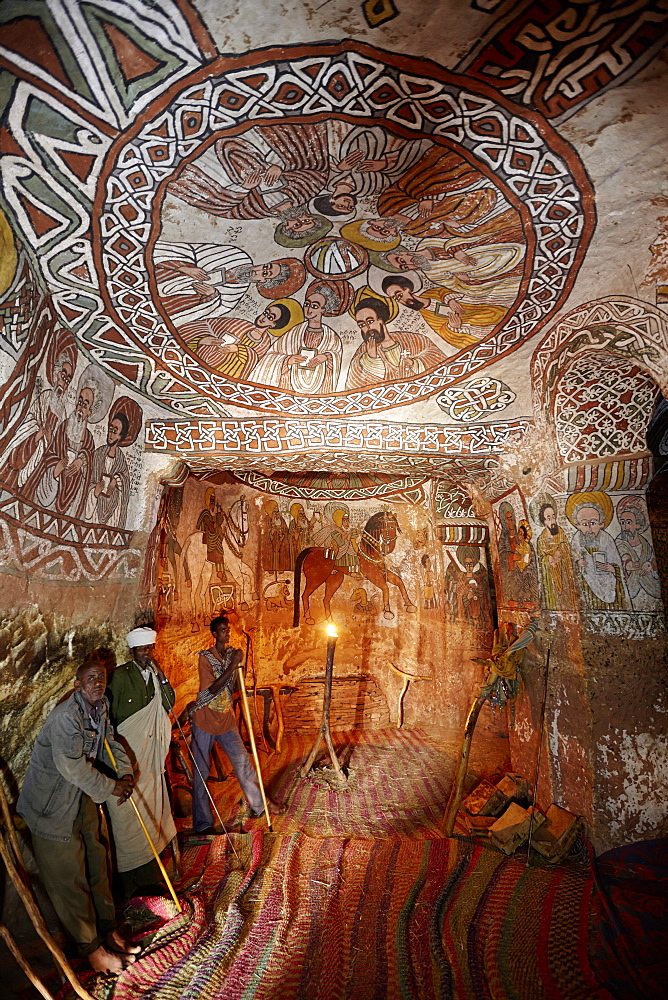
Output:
[{"xmin": 107, "ymin": 627, "xmax": 176, "ymax": 899}]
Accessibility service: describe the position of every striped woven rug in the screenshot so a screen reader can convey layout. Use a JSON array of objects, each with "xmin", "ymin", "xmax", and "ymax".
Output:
[
  {"xmin": 51, "ymin": 728, "xmax": 613, "ymax": 1000},
  {"xmin": 173, "ymin": 727, "xmax": 503, "ymax": 840},
  {"xmin": 80, "ymin": 830, "xmax": 612, "ymax": 1000}
]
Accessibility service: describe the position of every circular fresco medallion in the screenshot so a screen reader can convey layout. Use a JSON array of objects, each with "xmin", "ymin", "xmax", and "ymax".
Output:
[{"xmin": 94, "ymin": 43, "xmax": 593, "ymax": 417}]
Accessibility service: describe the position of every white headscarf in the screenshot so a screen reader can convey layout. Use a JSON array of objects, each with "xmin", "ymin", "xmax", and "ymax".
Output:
[{"xmin": 125, "ymin": 627, "xmax": 157, "ymax": 649}]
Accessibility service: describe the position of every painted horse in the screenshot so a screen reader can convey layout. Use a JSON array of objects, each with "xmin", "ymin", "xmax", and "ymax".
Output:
[{"xmin": 293, "ymin": 510, "xmax": 417, "ymax": 626}]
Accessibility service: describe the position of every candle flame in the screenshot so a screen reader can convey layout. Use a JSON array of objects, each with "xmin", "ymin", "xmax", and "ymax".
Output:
[{"xmin": 325, "ymin": 623, "xmax": 338, "ymax": 638}]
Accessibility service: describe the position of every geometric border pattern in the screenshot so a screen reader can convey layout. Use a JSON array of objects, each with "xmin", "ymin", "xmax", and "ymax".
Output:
[
  {"xmin": 230, "ymin": 470, "xmax": 431, "ymax": 503},
  {"xmin": 531, "ymin": 295, "xmax": 668, "ymax": 413},
  {"xmin": 145, "ymin": 416, "xmax": 532, "ymax": 460},
  {"xmin": 87, "ymin": 42, "xmax": 593, "ymax": 417}
]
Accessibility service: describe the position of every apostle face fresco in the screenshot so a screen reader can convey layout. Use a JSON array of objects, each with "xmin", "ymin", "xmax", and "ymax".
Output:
[
  {"xmin": 229, "ymin": 260, "xmax": 281, "ymax": 281},
  {"xmin": 383, "ymin": 277, "xmax": 423, "ymax": 310},
  {"xmin": 254, "ymin": 303, "xmax": 289, "ymax": 330},
  {"xmin": 55, "ymin": 359, "xmax": 74, "ymax": 394},
  {"xmin": 106, "ymin": 415, "xmax": 126, "ymax": 447},
  {"xmin": 384, "ymin": 250, "xmax": 431, "ymax": 272},
  {"xmin": 283, "ymin": 214, "xmax": 321, "ymax": 234},
  {"xmin": 618, "ymin": 509, "xmax": 641, "ymax": 542},
  {"xmin": 575, "ymin": 505, "xmax": 604, "ymax": 538},
  {"xmin": 540, "ymin": 504, "xmax": 559, "ymax": 535},
  {"xmin": 365, "ymin": 218, "xmax": 400, "ymax": 241},
  {"xmin": 355, "ymin": 306, "xmax": 387, "ymax": 345},
  {"xmin": 304, "ymin": 291, "xmax": 326, "ymax": 327}
]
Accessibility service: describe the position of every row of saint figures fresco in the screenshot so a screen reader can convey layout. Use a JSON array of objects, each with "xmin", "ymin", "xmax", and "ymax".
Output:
[
  {"xmin": 156, "ymin": 121, "xmax": 526, "ymax": 395},
  {"xmin": 0, "ymin": 325, "xmax": 143, "ymax": 530},
  {"xmin": 496, "ymin": 491, "xmax": 662, "ymax": 613},
  {"xmin": 149, "ymin": 485, "xmax": 663, "ymax": 630},
  {"xmin": 150, "ymin": 489, "xmax": 474, "ymax": 629}
]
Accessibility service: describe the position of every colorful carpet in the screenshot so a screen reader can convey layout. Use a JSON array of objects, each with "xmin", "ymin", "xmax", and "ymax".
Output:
[
  {"xmin": 171, "ymin": 727, "xmax": 509, "ymax": 841},
  {"xmin": 54, "ymin": 830, "xmax": 612, "ymax": 1000},
  {"xmin": 590, "ymin": 838, "xmax": 668, "ymax": 1000}
]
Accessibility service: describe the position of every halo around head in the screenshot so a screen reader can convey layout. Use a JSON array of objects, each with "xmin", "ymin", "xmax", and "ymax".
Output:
[
  {"xmin": 256, "ymin": 258, "xmax": 306, "ymax": 299},
  {"xmin": 109, "ymin": 395, "xmax": 143, "ymax": 447},
  {"xmin": 265, "ymin": 297, "xmax": 304, "ymax": 337},
  {"xmin": 565, "ymin": 490, "xmax": 613, "ymax": 528},
  {"xmin": 348, "ymin": 284, "xmax": 399, "ymax": 323},
  {"xmin": 341, "ymin": 219, "xmax": 401, "ymax": 252},
  {"xmin": 274, "ymin": 215, "xmax": 332, "ymax": 248},
  {"xmin": 76, "ymin": 363, "xmax": 115, "ymax": 424},
  {"xmin": 529, "ymin": 493, "xmax": 558, "ymax": 525}
]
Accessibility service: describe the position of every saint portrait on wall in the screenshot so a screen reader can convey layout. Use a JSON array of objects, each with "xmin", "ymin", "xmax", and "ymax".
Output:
[
  {"xmin": 444, "ymin": 545, "xmax": 492, "ymax": 629},
  {"xmin": 494, "ymin": 498, "xmax": 539, "ymax": 609},
  {"xmin": 85, "ymin": 396, "xmax": 143, "ymax": 529},
  {"xmin": 0, "ymin": 325, "xmax": 77, "ymax": 493},
  {"xmin": 614, "ymin": 495, "xmax": 662, "ymax": 611},
  {"xmin": 565, "ymin": 491, "xmax": 631, "ymax": 611},
  {"xmin": 530, "ymin": 493, "xmax": 578, "ymax": 611}
]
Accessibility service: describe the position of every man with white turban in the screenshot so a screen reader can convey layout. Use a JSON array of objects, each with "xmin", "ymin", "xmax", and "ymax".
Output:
[{"xmin": 106, "ymin": 627, "xmax": 177, "ymax": 898}]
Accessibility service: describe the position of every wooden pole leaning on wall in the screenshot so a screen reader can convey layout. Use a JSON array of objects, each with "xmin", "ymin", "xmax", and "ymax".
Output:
[
  {"xmin": 103, "ymin": 739, "xmax": 181, "ymax": 913},
  {"xmin": 0, "ymin": 779, "xmax": 95, "ymax": 1000},
  {"xmin": 442, "ymin": 618, "xmax": 543, "ymax": 838},
  {"xmin": 442, "ymin": 693, "xmax": 487, "ymax": 837},
  {"xmin": 236, "ymin": 667, "xmax": 272, "ymax": 831},
  {"xmin": 300, "ymin": 625, "xmax": 347, "ymax": 788}
]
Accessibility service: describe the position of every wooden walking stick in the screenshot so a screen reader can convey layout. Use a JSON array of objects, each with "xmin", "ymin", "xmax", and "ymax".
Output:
[
  {"xmin": 0, "ymin": 780, "xmax": 94, "ymax": 1000},
  {"xmin": 103, "ymin": 739, "xmax": 181, "ymax": 912},
  {"xmin": 236, "ymin": 680, "xmax": 272, "ymax": 831},
  {"xmin": 0, "ymin": 924, "xmax": 57, "ymax": 1000}
]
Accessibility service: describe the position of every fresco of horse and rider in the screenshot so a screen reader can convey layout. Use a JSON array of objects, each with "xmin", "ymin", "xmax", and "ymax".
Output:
[{"xmin": 146, "ymin": 477, "xmax": 447, "ymax": 635}]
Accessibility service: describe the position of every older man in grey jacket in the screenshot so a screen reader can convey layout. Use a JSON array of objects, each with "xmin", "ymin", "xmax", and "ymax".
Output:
[{"xmin": 17, "ymin": 661, "xmax": 139, "ymax": 975}]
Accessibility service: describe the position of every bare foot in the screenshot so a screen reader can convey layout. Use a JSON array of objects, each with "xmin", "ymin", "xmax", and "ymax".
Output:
[
  {"xmin": 88, "ymin": 944, "xmax": 127, "ymax": 976},
  {"xmin": 108, "ymin": 927, "xmax": 141, "ymax": 956}
]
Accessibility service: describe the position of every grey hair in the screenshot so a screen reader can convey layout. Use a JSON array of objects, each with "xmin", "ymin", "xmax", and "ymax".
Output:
[
  {"xmin": 574, "ymin": 502, "xmax": 605, "ymax": 524},
  {"xmin": 310, "ymin": 283, "xmax": 339, "ymax": 313},
  {"xmin": 259, "ymin": 262, "xmax": 290, "ymax": 289}
]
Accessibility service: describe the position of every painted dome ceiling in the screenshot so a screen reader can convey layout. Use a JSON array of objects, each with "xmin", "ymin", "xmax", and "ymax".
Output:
[
  {"xmin": 0, "ymin": 0, "xmax": 666, "ymax": 484},
  {"xmin": 90, "ymin": 43, "xmax": 592, "ymax": 419}
]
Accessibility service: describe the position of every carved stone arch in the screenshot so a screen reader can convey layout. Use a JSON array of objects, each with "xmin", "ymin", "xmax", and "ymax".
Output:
[
  {"xmin": 551, "ymin": 350, "xmax": 660, "ymax": 464},
  {"xmin": 531, "ymin": 296, "xmax": 668, "ymax": 424}
]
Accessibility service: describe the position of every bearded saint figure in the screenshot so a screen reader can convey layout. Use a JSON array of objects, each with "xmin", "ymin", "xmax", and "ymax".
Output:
[
  {"xmin": 0, "ymin": 327, "xmax": 77, "ymax": 492},
  {"xmin": 615, "ymin": 494, "xmax": 662, "ymax": 611},
  {"xmin": 346, "ymin": 291, "xmax": 447, "ymax": 390},
  {"xmin": 85, "ymin": 396, "xmax": 143, "ymax": 528},
  {"xmin": 534, "ymin": 499, "xmax": 578, "ymax": 610},
  {"xmin": 167, "ymin": 123, "xmax": 330, "ymax": 220},
  {"xmin": 22, "ymin": 365, "xmax": 114, "ymax": 519}
]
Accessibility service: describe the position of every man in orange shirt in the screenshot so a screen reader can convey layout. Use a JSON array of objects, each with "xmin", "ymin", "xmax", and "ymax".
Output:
[{"xmin": 190, "ymin": 615, "xmax": 281, "ymax": 832}]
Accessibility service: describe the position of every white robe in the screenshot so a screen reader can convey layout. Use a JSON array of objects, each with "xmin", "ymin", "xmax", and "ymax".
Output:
[
  {"xmin": 336, "ymin": 126, "xmax": 430, "ymax": 200},
  {"xmin": 571, "ymin": 528, "xmax": 630, "ymax": 608},
  {"xmin": 251, "ymin": 321, "xmax": 343, "ymax": 394},
  {"xmin": 153, "ymin": 241, "xmax": 252, "ymax": 326},
  {"xmin": 106, "ymin": 674, "xmax": 176, "ymax": 872}
]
